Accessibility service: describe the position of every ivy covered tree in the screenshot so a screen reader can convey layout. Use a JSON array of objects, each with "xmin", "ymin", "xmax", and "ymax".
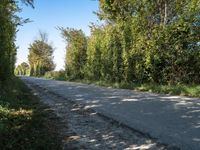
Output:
[{"xmin": 28, "ymin": 32, "xmax": 55, "ymax": 77}]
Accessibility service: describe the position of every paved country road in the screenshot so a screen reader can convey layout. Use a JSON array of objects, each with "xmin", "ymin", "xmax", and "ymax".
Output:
[{"xmin": 21, "ymin": 77, "xmax": 200, "ymax": 150}]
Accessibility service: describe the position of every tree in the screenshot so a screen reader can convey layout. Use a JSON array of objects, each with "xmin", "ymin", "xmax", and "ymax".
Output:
[
  {"xmin": 85, "ymin": 25, "xmax": 104, "ymax": 80},
  {"xmin": 59, "ymin": 27, "xmax": 87, "ymax": 80},
  {"xmin": 15, "ymin": 62, "xmax": 30, "ymax": 76},
  {"xmin": 28, "ymin": 32, "xmax": 55, "ymax": 76},
  {"xmin": 97, "ymin": 0, "xmax": 200, "ymax": 84},
  {"xmin": 0, "ymin": 0, "xmax": 33, "ymax": 87},
  {"xmin": 58, "ymin": 0, "xmax": 200, "ymax": 84}
]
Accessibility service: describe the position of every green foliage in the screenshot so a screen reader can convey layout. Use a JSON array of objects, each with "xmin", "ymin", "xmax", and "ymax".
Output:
[
  {"xmin": 59, "ymin": 28, "xmax": 87, "ymax": 80},
  {"xmin": 70, "ymin": 79, "xmax": 200, "ymax": 97},
  {"xmin": 59, "ymin": 0, "xmax": 200, "ymax": 87},
  {"xmin": 85, "ymin": 25, "xmax": 104, "ymax": 80},
  {"xmin": 0, "ymin": 0, "xmax": 34, "ymax": 84},
  {"xmin": 44, "ymin": 70, "xmax": 66, "ymax": 81},
  {"xmin": 15, "ymin": 62, "xmax": 30, "ymax": 76},
  {"xmin": 0, "ymin": 0, "xmax": 33, "ymax": 87},
  {"xmin": 95, "ymin": 0, "xmax": 200, "ymax": 84},
  {"xmin": 101, "ymin": 24, "xmax": 124, "ymax": 82},
  {"xmin": 28, "ymin": 32, "xmax": 55, "ymax": 77},
  {"xmin": 0, "ymin": 0, "xmax": 17, "ymax": 85},
  {"xmin": 0, "ymin": 78, "xmax": 61, "ymax": 150}
]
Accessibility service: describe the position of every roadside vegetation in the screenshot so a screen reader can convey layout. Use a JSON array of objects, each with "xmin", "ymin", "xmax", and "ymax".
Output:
[
  {"xmin": 0, "ymin": 1, "xmax": 62, "ymax": 149},
  {"xmin": 0, "ymin": 0, "xmax": 199, "ymax": 148},
  {"xmin": 15, "ymin": 62, "xmax": 30, "ymax": 76},
  {"xmin": 44, "ymin": 70, "xmax": 66, "ymax": 81},
  {"xmin": 28, "ymin": 32, "xmax": 55, "ymax": 77},
  {"xmin": 44, "ymin": 78, "xmax": 199, "ymax": 97},
  {"xmin": 78, "ymin": 80, "xmax": 200, "ymax": 97},
  {"xmin": 0, "ymin": 78, "xmax": 62, "ymax": 150},
  {"xmin": 13, "ymin": 0, "xmax": 200, "ymax": 98},
  {"xmin": 57, "ymin": 0, "xmax": 200, "ymax": 85},
  {"xmin": 0, "ymin": 0, "xmax": 32, "ymax": 87},
  {"xmin": 13, "ymin": 0, "xmax": 200, "ymax": 99},
  {"xmin": 42, "ymin": 0, "xmax": 200, "ymax": 97}
]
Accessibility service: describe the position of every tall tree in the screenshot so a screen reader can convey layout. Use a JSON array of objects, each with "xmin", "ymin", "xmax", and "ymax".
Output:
[
  {"xmin": 0, "ymin": 0, "xmax": 33, "ymax": 86},
  {"xmin": 59, "ymin": 0, "xmax": 200, "ymax": 84},
  {"xmin": 85, "ymin": 25, "xmax": 104, "ymax": 80},
  {"xmin": 98, "ymin": 0, "xmax": 200, "ymax": 84},
  {"xmin": 59, "ymin": 27, "xmax": 87, "ymax": 80},
  {"xmin": 28, "ymin": 32, "xmax": 55, "ymax": 76}
]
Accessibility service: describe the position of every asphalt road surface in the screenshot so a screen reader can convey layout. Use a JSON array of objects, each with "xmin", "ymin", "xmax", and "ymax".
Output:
[{"xmin": 21, "ymin": 77, "xmax": 200, "ymax": 150}]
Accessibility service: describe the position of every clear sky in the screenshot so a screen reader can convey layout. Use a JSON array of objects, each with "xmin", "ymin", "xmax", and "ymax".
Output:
[{"xmin": 16, "ymin": 0, "xmax": 99, "ymax": 70}]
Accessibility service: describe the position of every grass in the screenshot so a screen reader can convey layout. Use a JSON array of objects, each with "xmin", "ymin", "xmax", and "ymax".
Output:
[
  {"xmin": 43, "ymin": 72, "xmax": 200, "ymax": 97},
  {"xmin": 44, "ymin": 71, "xmax": 66, "ymax": 81},
  {"xmin": 0, "ymin": 78, "xmax": 62, "ymax": 150},
  {"xmin": 73, "ymin": 79, "xmax": 200, "ymax": 98},
  {"xmin": 42, "ymin": 72, "xmax": 200, "ymax": 97},
  {"xmin": 134, "ymin": 84, "xmax": 200, "ymax": 97}
]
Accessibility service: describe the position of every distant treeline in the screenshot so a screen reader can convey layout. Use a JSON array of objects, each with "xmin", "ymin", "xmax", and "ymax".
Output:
[{"xmin": 16, "ymin": 0, "xmax": 200, "ymax": 85}]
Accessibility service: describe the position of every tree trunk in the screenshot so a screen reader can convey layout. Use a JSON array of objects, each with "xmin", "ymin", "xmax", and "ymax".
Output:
[{"xmin": 164, "ymin": 0, "xmax": 168, "ymax": 25}]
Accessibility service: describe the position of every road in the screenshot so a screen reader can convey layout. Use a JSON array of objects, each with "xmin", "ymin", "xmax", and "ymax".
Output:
[{"xmin": 21, "ymin": 77, "xmax": 200, "ymax": 150}]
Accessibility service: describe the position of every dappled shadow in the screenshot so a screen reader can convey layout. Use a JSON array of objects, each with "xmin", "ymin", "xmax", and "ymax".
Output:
[
  {"xmin": 0, "ymin": 87, "xmax": 61, "ymax": 149},
  {"xmin": 21, "ymin": 76, "xmax": 200, "ymax": 150},
  {"xmin": 32, "ymin": 90, "xmax": 166, "ymax": 150}
]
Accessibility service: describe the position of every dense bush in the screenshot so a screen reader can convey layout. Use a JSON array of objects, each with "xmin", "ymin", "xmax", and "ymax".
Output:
[{"xmin": 61, "ymin": 0, "xmax": 200, "ymax": 85}]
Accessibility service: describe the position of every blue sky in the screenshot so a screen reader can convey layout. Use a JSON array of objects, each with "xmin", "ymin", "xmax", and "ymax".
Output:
[{"xmin": 16, "ymin": 0, "xmax": 99, "ymax": 70}]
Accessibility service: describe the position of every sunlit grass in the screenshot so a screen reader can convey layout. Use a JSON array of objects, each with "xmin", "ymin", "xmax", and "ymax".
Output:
[
  {"xmin": 74, "ymin": 79, "xmax": 200, "ymax": 98},
  {"xmin": 0, "ymin": 106, "xmax": 32, "ymax": 118},
  {"xmin": 135, "ymin": 84, "xmax": 200, "ymax": 97}
]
